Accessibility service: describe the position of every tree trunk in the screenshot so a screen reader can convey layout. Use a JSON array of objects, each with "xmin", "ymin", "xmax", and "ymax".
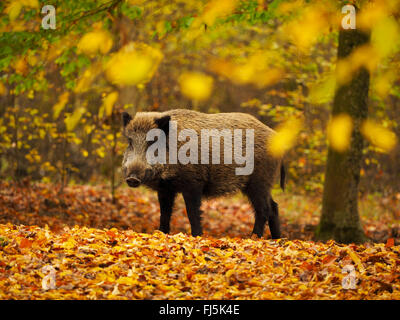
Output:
[{"xmin": 317, "ymin": 20, "xmax": 370, "ymax": 243}]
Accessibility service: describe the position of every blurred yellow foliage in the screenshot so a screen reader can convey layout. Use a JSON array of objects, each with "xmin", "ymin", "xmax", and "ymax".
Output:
[
  {"xmin": 45, "ymin": 36, "xmax": 76, "ymax": 61},
  {"xmin": 308, "ymin": 75, "xmax": 336, "ymax": 104},
  {"xmin": 336, "ymin": 45, "xmax": 379, "ymax": 85},
  {"xmin": 27, "ymin": 53, "xmax": 38, "ymax": 67},
  {"xmin": 13, "ymin": 57, "xmax": 28, "ymax": 75},
  {"xmin": 276, "ymin": 0, "xmax": 303, "ymax": 14},
  {"xmin": 5, "ymin": 0, "xmax": 40, "ymax": 21},
  {"xmin": 53, "ymin": 92, "xmax": 70, "ymax": 119},
  {"xmin": 5, "ymin": 2, "xmax": 23, "ymax": 21},
  {"xmin": 105, "ymin": 42, "xmax": 163, "ymax": 86},
  {"xmin": 269, "ymin": 118, "xmax": 303, "ymax": 157},
  {"xmin": 373, "ymin": 70, "xmax": 396, "ymax": 98},
  {"xmin": 282, "ymin": 4, "xmax": 335, "ymax": 50},
  {"xmin": 17, "ymin": 0, "xmax": 39, "ymax": 9},
  {"xmin": 25, "ymin": 149, "xmax": 41, "ymax": 163},
  {"xmin": 0, "ymin": 82, "xmax": 6, "ymax": 96},
  {"xmin": 361, "ymin": 119, "xmax": 397, "ymax": 153},
  {"xmin": 179, "ymin": 72, "xmax": 214, "ymax": 101},
  {"xmin": 77, "ymin": 30, "xmax": 113, "ymax": 56},
  {"xmin": 185, "ymin": 0, "xmax": 238, "ymax": 40},
  {"xmin": 199, "ymin": 0, "xmax": 238, "ymax": 26},
  {"xmin": 75, "ymin": 62, "xmax": 102, "ymax": 93},
  {"xmin": 371, "ymin": 16, "xmax": 400, "ymax": 58},
  {"xmin": 357, "ymin": 0, "xmax": 399, "ymax": 30},
  {"xmin": 126, "ymin": 0, "xmax": 145, "ymax": 4},
  {"xmin": 65, "ymin": 108, "xmax": 85, "ymax": 132},
  {"xmin": 336, "ymin": 13, "xmax": 399, "ymax": 86},
  {"xmin": 100, "ymin": 91, "xmax": 119, "ymax": 118},
  {"xmin": 209, "ymin": 52, "xmax": 283, "ymax": 88},
  {"xmin": 327, "ymin": 114, "xmax": 353, "ymax": 152}
]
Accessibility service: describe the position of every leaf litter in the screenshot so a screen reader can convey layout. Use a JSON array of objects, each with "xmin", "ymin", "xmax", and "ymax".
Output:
[{"xmin": 0, "ymin": 181, "xmax": 399, "ymax": 299}]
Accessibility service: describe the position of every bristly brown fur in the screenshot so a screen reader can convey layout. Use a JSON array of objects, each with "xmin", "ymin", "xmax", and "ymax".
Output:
[{"xmin": 122, "ymin": 109, "xmax": 284, "ymax": 238}]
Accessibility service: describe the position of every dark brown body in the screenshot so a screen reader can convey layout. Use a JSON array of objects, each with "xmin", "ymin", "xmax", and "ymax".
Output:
[{"xmin": 122, "ymin": 109, "xmax": 284, "ymax": 238}]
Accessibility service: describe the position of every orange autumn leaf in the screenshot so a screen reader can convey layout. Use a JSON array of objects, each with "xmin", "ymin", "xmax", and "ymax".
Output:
[
  {"xmin": 19, "ymin": 238, "xmax": 33, "ymax": 249},
  {"xmin": 386, "ymin": 238, "xmax": 394, "ymax": 248},
  {"xmin": 322, "ymin": 255, "xmax": 336, "ymax": 265}
]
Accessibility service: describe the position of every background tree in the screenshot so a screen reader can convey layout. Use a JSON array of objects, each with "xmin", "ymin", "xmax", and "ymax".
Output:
[{"xmin": 318, "ymin": 13, "xmax": 370, "ymax": 243}]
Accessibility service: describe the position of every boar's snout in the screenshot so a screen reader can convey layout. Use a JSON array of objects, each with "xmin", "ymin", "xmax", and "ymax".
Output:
[{"xmin": 126, "ymin": 176, "xmax": 141, "ymax": 188}]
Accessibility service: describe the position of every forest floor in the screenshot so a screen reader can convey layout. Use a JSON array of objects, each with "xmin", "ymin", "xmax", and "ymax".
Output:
[{"xmin": 0, "ymin": 181, "xmax": 399, "ymax": 299}]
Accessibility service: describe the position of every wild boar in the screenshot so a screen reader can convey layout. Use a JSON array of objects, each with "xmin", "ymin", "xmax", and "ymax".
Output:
[{"xmin": 121, "ymin": 109, "xmax": 285, "ymax": 238}]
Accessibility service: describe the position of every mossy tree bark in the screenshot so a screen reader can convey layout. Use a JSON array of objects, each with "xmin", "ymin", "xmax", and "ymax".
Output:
[{"xmin": 317, "ymin": 20, "xmax": 370, "ymax": 244}]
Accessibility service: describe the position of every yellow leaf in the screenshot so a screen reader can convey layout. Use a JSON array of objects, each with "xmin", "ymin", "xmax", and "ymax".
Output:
[
  {"xmin": 14, "ymin": 57, "xmax": 28, "ymax": 75},
  {"xmin": 0, "ymin": 82, "xmax": 6, "ymax": 96},
  {"xmin": 201, "ymin": 0, "xmax": 238, "ymax": 26},
  {"xmin": 75, "ymin": 63, "xmax": 102, "ymax": 93},
  {"xmin": 373, "ymin": 70, "xmax": 396, "ymax": 98},
  {"xmin": 252, "ymin": 68, "xmax": 283, "ymax": 88},
  {"xmin": 65, "ymin": 108, "xmax": 85, "ymax": 132},
  {"xmin": 269, "ymin": 118, "xmax": 303, "ymax": 157},
  {"xmin": 327, "ymin": 114, "xmax": 353, "ymax": 152},
  {"xmin": 6, "ymin": 1, "xmax": 23, "ymax": 21},
  {"xmin": 361, "ymin": 119, "xmax": 397, "ymax": 153},
  {"xmin": 61, "ymin": 239, "xmax": 76, "ymax": 250},
  {"xmin": 77, "ymin": 30, "xmax": 113, "ymax": 56},
  {"xmin": 117, "ymin": 277, "xmax": 136, "ymax": 285},
  {"xmin": 39, "ymin": 129, "xmax": 46, "ymax": 139},
  {"xmin": 27, "ymin": 54, "xmax": 38, "ymax": 67},
  {"xmin": 282, "ymin": 4, "xmax": 334, "ymax": 50},
  {"xmin": 358, "ymin": 1, "xmax": 389, "ymax": 30},
  {"xmin": 21, "ymin": 0, "xmax": 39, "ymax": 8},
  {"xmin": 102, "ymin": 91, "xmax": 119, "ymax": 117},
  {"xmin": 53, "ymin": 92, "xmax": 70, "ymax": 119},
  {"xmin": 209, "ymin": 53, "xmax": 283, "ymax": 88},
  {"xmin": 178, "ymin": 72, "xmax": 214, "ymax": 101},
  {"xmin": 225, "ymin": 269, "xmax": 236, "ymax": 278},
  {"xmin": 348, "ymin": 248, "xmax": 365, "ymax": 274},
  {"xmin": 96, "ymin": 148, "xmax": 106, "ymax": 158},
  {"xmin": 371, "ymin": 16, "xmax": 400, "ymax": 59},
  {"xmin": 105, "ymin": 42, "xmax": 163, "ymax": 86}
]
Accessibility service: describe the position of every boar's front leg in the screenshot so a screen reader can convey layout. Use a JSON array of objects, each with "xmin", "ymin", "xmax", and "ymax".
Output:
[
  {"xmin": 157, "ymin": 184, "xmax": 176, "ymax": 234},
  {"xmin": 182, "ymin": 187, "xmax": 203, "ymax": 237}
]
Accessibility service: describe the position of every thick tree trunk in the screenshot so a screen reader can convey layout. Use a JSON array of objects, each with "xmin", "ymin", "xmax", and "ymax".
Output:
[{"xmin": 317, "ymin": 22, "xmax": 370, "ymax": 243}]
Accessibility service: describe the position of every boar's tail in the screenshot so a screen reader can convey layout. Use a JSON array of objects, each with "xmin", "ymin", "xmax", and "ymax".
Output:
[{"xmin": 280, "ymin": 163, "xmax": 286, "ymax": 191}]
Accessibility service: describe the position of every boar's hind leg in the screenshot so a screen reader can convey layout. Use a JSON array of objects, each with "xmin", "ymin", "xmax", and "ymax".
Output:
[
  {"xmin": 268, "ymin": 198, "xmax": 281, "ymax": 239},
  {"xmin": 157, "ymin": 186, "xmax": 177, "ymax": 234},
  {"xmin": 246, "ymin": 185, "xmax": 281, "ymax": 239},
  {"xmin": 182, "ymin": 188, "xmax": 203, "ymax": 237},
  {"xmin": 246, "ymin": 190, "xmax": 269, "ymax": 238}
]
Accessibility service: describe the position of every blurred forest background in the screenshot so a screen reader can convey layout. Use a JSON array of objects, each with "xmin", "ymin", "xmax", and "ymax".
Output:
[{"xmin": 0, "ymin": 0, "xmax": 399, "ymax": 242}]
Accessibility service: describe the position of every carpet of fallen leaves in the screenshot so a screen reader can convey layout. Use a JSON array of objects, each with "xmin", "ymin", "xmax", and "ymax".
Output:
[{"xmin": 0, "ymin": 181, "xmax": 400, "ymax": 299}]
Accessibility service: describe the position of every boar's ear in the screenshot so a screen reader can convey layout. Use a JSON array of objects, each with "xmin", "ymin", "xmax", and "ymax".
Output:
[
  {"xmin": 155, "ymin": 115, "xmax": 171, "ymax": 135},
  {"xmin": 122, "ymin": 112, "xmax": 132, "ymax": 127}
]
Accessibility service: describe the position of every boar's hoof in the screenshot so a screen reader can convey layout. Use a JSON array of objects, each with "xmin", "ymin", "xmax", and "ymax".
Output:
[{"xmin": 126, "ymin": 177, "xmax": 141, "ymax": 188}]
